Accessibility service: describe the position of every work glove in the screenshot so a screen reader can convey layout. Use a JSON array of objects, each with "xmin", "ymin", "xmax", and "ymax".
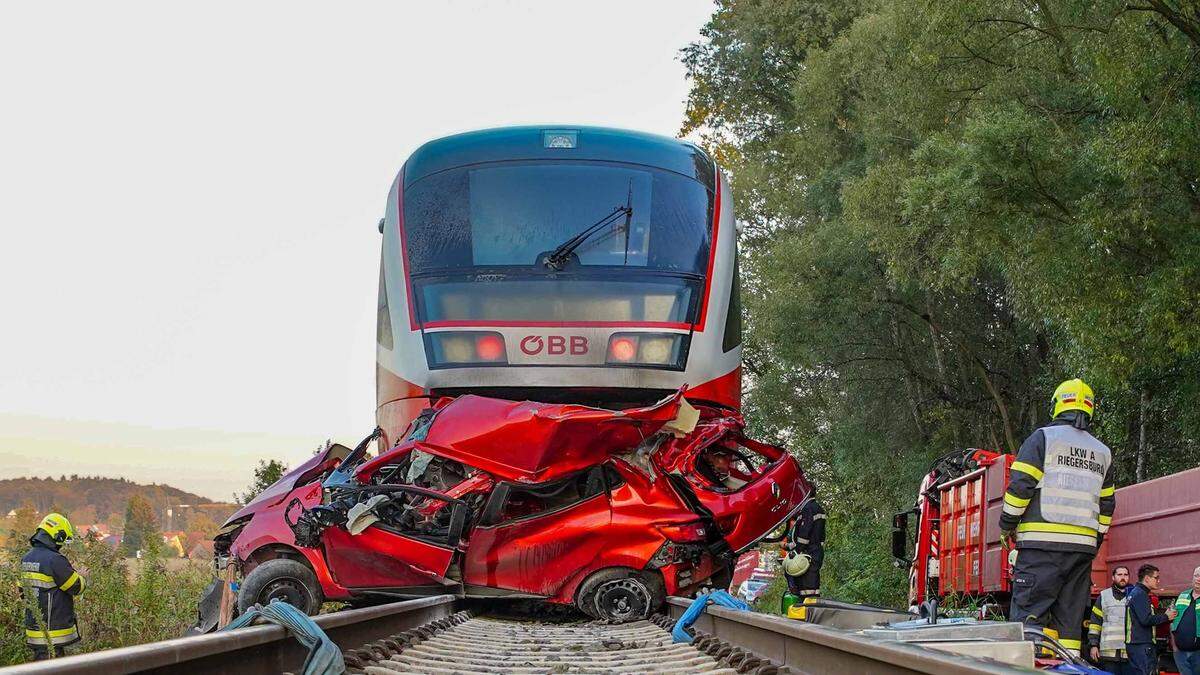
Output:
[{"xmin": 1000, "ymin": 529, "xmax": 1015, "ymax": 550}]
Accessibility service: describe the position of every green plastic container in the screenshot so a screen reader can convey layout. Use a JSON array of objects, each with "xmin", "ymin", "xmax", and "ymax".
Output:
[{"xmin": 781, "ymin": 591, "xmax": 799, "ymax": 615}]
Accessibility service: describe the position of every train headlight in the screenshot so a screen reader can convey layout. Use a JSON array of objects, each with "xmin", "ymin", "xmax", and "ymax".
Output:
[
  {"xmin": 606, "ymin": 333, "xmax": 687, "ymax": 369},
  {"xmin": 425, "ymin": 331, "xmax": 508, "ymax": 367}
]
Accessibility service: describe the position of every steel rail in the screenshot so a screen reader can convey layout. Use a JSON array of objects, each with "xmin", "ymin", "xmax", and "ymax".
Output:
[
  {"xmin": 664, "ymin": 597, "xmax": 1030, "ymax": 675},
  {"xmin": 0, "ymin": 595, "xmax": 458, "ymax": 675},
  {"xmin": 0, "ymin": 594, "xmax": 1035, "ymax": 674}
]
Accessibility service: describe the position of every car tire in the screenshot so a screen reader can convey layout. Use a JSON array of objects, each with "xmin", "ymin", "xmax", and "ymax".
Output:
[
  {"xmin": 575, "ymin": 568, "xmax": 663, "ymax": 623},
  {"xmin": 237, "ymin": 558, "xmax": 323, "ymax": 616}
]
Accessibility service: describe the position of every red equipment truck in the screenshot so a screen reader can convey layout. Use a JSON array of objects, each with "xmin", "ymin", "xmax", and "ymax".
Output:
[{"xmin": 893, "ymin": 450, "xmax": 1200, "ymax": 612}]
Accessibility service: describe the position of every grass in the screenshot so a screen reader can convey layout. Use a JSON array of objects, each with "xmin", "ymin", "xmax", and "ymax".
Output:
[{"xmin": 0, "ymin": 534, "xmax": 211, "ymax": 665}]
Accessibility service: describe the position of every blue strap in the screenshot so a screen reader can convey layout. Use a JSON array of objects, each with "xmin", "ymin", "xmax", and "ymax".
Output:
[
  {"xmin": 222, "ymin": 600, "xmax": 345, "ymax": 675},
  {"xmin": 671, "ymin": 590, "xmax": 750, "ymax": 643}
]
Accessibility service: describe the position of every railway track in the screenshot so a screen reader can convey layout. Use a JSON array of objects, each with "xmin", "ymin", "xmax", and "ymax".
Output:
[{"xmin": 0, "ymin": 596, "xmax": 1030, "ymax": 675}]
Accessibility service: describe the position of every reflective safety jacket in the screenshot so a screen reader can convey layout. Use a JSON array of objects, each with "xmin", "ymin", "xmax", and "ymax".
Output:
[
  {"xmin": 1088, "ymin": 585, "xmax": 1128, "ymax": 658},
  {"xmin": 998, "ymin": 417, "xmax": 1114, "ymax": 553},
  {"xmin": 21, "ymin": 532, "xmax": 84, "ymax": 648}
]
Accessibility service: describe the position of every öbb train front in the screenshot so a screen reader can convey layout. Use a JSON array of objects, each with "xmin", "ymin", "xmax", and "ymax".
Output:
[{"xmin": 376, "ymin": 126, "xmax": 741, "ymax": 444}]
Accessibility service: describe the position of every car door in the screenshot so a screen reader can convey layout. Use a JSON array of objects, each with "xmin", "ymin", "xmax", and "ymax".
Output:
[
  {"xmin": 320, "ymin": 484, "xmax": 468, "ymax": 591},
  {"xmin": 462, "ymin": 466, "xmax": 612, "ymax": 598}
]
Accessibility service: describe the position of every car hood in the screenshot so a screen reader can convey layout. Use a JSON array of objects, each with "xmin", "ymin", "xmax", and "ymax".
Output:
[
  {"xmin": 224, "ymin": 442, "xmax": 350, "ymax": 524},
  {"xmin": 370, "ymin": 389, "xmax": 695, "ymax": 483}
]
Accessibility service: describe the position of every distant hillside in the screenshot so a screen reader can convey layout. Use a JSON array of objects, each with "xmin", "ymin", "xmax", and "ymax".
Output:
[{"xmin": 0, "ymin": 476, "xmax": 237, "ymax": 530}]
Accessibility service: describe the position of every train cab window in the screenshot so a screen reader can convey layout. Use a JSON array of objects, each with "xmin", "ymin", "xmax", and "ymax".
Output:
[
  {"xmin": 490, "ymin": 467, "xmax": 607, "ymax": 524},
  {"xmin": 402, "ymin": 161, "xmax": 715, "ymax": 326},
  {"xmin": 377, "ymin": 257, "xmax": 394, "ymax": 350},
  {"xmin": 722, "ymin": 253, "xmax": 742, "ymax": 352}
]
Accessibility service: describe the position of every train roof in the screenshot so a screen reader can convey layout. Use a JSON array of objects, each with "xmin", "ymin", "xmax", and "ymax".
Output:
[{"xmin": 402, "ymin": 126, "xmax": 715, "ymax": 188}]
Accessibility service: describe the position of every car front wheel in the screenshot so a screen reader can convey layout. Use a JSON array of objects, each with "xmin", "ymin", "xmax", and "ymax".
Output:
[{"xmin": 237, "ymin": 558, "xmax": 323, "ymax": 616}]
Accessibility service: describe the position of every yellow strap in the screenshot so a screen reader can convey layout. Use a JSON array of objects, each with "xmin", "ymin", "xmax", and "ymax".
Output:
[
  {"xmin": 1016, "ymin": 521, "xmax": 1097, "ymax": 536},
  {"xmin": 1004, "ymin": 492, "xmax": 1031, "ymax": 508},
  {"xmin": 1011, "ymin": 461, "xmax": 1044, "ymax": 481},
  {"xmin": 1098, "ymin": 514, "xmax": 1112, "ymax": 525},
  {"xmin": 25, "ymin": 626, "xmax": 77, "ymax": 638},
  {"xmin": 60, "ymin": 572, "xmax": 82, "ymax": 592},
  {"xmin": 1059, "ymin": 638, "xmax": 1082, "ymax": 649},
  {"xmin": 1088, "ymin": 624, "xmax": 1102, "ymax": 633},
  {"xmin": 21, "ymin": 571, "xmax": 54, "ymax": 583},
  {"xmin": 1092, "ymin": 606, "xmax": 1104, "ymax": 617},
  {"xmin": 1100, "ymin": 486, "xmax": 1115, "ymax": 497}
]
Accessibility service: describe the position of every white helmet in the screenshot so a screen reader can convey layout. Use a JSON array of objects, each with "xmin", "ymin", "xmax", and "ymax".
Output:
[{"xmin": 782, "ymin": 551, "xmax": 811, "ymax": 576}]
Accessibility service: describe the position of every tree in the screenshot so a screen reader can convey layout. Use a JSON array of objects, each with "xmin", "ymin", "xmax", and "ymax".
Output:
[
  {"xmin": 235, "ymin": 459, "xmax": 288, "ymax": 505},
  {"xmin": 682, "ymin": 0, "xmax": 1200, "ymax": 605},
  {"xmin": 120, "ymin": 494, "xmax": 159, "ymax": 556}
]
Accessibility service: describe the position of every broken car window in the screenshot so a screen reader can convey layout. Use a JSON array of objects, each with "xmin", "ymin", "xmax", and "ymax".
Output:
[{"xmin": 492, "ymin": 468, "xmax": 607, "ymax": 524}]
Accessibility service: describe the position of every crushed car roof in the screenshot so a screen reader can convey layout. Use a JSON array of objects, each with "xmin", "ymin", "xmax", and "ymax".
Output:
[{"xmin": 380, "ymin": 390, "xmax": 696, "ymax": 483}]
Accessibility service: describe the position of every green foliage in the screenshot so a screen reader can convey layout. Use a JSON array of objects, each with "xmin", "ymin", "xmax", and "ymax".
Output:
[
  {"xmin": 684, "ymin": 0, "xmax": 1200, "ymax": 606},
  {"xmin": 0, "ymin": 534, "xmax": 211, "ymax": 665},
  {"xmin": 235, "ymin": 459, "xmax": 288, "ymax": 505}
]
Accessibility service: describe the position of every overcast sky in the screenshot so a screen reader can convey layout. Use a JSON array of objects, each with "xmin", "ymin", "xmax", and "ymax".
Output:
[{"xmin": 0, "ymin": 1, "xmax": 715, "ymax": 500}]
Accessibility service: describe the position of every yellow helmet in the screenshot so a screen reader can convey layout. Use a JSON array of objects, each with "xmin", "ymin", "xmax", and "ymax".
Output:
[
  {"xmin": 1052, "ymin": 378, "xmax": 1095, "ymax": 419},
  {"xmin": 37, "ymin": 513, "xmax": 75, "ymax": 545}
]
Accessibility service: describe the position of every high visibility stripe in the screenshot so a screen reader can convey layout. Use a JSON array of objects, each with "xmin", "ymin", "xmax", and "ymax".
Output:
[
  {"xmin": 1011, "ymin": 461, "xmax": 1044, "ymax": 481},
  {"xmin": 1004, "ymin": 492, "xmax": 1031, "ymax": 508},
  {"xmin": 1098, "ymin": 523, "xmax": 1110, "ymax": 534},
  {"xmin": 1098, "ymin": 514, "xmax": 1112, "ymax": 525},
  {"xmin": 1002, "ymin": 502, "xmax": 1026, "ymax": 517},
  {"xmin": 1100, "ymin": 486, "xmax": 1115, "ymax": 497},
  {"xmin": 25, "ymin": 625, "xmax": 79, "ymax": 645},
  {"xmin": 1016, "ymin": 521, "xmax": 1098, "ymax": 537},
  {"xmin": 1015, "ymin": 530, "xmax": 1096, "ymax": 547},
  {"xmin": 1092, "ymin": 606, "xmax": 1104, "ymax": 617},
  {"xmin": 21, "ymin": 571, "xmax": 56, "ymax": 589},
  {"xmin": 1088, "ymin": 624, "xmax": 1101, "ymax": 633},
  {"xmin": 1059, "ymin": 638, "xmax": 1081, "ymax": 649},
  {"xmin": 812, "ymin": 514, "xmax": 826, "ymax": 520},
  {"xmin": 60, "ymin": 572, "xmax": 82, "ymax": 592},
  {"xmin": 794, "ymin": 537, "xmax": 810, "ymax": 545}
]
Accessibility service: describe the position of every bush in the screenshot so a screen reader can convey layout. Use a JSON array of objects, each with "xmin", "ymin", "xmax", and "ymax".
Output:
[{"xmin": 0, "ymin": 533, "xmax": 211, "ymax": 665}]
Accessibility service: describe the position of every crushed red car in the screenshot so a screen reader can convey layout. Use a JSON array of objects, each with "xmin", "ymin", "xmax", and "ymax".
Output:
[{"xmin": 205, "ymin": 390, "xmax": 810, "ymax": 623}]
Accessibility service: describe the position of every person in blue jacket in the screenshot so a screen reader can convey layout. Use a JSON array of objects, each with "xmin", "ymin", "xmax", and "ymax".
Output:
[{"xmin": 1125, "ymin": 563, "xmax": 1177, "ymax": 675}]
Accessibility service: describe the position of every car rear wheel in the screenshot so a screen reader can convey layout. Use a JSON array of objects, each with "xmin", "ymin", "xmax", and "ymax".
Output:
[
  {"xmin": 575, "ymin": 568, "xmax": 663, "ymax": 623},
  {"xmin": 237, "ymin": 558, "xmax": 323, "ymax": 616}
]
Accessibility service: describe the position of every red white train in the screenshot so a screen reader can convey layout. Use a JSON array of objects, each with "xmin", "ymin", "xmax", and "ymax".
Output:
[{"xmin": 375, "ymin": 126, "xmax": 742, "ymax": 445}]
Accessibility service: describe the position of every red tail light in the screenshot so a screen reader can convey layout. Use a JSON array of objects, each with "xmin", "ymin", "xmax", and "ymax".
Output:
[{"xmin": 656, "ymin": 521, "xmax": 708, "ymax": 542}]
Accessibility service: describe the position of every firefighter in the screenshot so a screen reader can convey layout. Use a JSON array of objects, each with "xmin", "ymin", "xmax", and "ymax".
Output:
[
  {"xmin": 1087, "ymin": 565, "xmax": 1131, "ymax": 672},
  {"xmin": 784, "ymin": 492, "xmax": 826, "ymax": 600},
  {"xmin": 21, "ymin": 513, "xmax": 84, "ymax": 660},
  {"xmin": 999, "ymin": 378, "xmax": 1115, "ymax": 655}
]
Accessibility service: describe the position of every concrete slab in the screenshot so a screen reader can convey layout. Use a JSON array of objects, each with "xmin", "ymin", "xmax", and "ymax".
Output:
[
  {"xmin": 861, "ymin": 621, "xmax": 1025, "ymax": 642},
  {"xmin": 915, "ymin": 639, "xmax": 1035, "ymax": 668}
]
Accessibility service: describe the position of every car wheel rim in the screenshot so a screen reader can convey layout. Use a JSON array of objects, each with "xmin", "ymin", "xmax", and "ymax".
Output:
[
  {"xmin": 261, "ymin": 576, "xmax": 308, "ymax": 610},
  {"xmin": 592, "ymin": 578, "xmax": 650, "ymax": 622}
]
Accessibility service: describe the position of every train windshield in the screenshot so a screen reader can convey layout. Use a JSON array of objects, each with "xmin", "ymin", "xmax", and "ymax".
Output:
[{"xmin": 403, "ymin": 161, "xmax": 713, "ymax": 324}]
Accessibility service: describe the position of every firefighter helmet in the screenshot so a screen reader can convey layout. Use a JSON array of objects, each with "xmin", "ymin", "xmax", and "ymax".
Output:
[
  {"xmin": 782, "ymin": 551, "xmax": 811, "ymax": 576},
  {"xmin": 1052, "ymin": 378, "xmax": 1095, "ymax": 419},
  {"xmin": 37, "ymin": 513, "xmax": 75, "ymax": 545}
]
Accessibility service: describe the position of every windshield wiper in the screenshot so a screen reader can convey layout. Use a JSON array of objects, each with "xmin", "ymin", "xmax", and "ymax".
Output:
[{"xmin": 543, "ymin": 193, "xmax": 633, "ymax": 271}]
